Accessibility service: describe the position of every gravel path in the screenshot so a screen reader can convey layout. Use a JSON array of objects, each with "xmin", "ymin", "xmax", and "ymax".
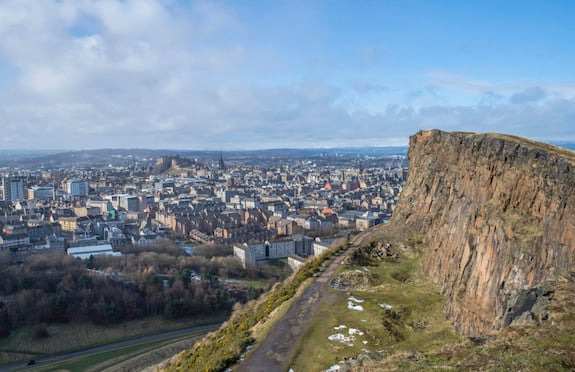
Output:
[{"xmin": 235, "ymin": 233, "xmax": 371, "ymax": 372}]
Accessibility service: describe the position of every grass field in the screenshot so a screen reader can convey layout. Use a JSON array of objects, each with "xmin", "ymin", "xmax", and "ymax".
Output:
[
  {"xmin": 225, "ymin": 278, "xmax": 270, "ymax": 289},
  {"xmin": 289, "ymin": 250, "xmax": 461, "ymax": 371},
  {"xmin": 30, "ymin": 329, "xmax": 211, "ymax": 372},
  {"xmin": 0, "ymin": 314, "xmax": 227, "ymax": 366}
]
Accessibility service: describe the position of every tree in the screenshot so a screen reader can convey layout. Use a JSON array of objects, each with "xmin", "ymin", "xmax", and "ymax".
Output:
[
  {"xmin": 163, "ymin": 298, "xmax": 190, "ymax": 319},
  {"xmin": 86, "ymin": 255, "xmax": 95, "ymax": 269},
  {"xmin": 246, "ymin": 286, "xmax": 258, "ymax": 302}
]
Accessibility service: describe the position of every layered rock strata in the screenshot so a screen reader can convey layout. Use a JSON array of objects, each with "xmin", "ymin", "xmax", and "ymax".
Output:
[{"xmin": 390, "ymin": 130, "xmax": 575, "ymax": 336}]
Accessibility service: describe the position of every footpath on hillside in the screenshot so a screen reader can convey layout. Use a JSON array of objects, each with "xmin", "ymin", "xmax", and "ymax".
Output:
[{"xmin": 235, "ymin": 232, "xmax": 372, "ymax": 372}]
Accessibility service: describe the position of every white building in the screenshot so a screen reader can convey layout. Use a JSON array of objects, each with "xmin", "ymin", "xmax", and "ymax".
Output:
[{"xmin": 66, "ymin": 244, "xmax": 120, "ymax": 259}]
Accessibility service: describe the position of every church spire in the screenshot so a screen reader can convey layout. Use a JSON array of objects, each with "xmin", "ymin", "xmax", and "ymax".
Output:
[{"xmin": 218, "ymin": 152, "xmax": 225, "ymax": 170}]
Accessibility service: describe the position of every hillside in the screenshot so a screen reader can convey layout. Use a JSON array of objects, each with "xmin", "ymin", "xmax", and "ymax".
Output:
[
  {"xmin": 390, "ymin": 130, "xmax": 575, "ymax": 336},
  {"xmin": 159, "ymin": 130, "xmax": 575, "ymax": 371}
]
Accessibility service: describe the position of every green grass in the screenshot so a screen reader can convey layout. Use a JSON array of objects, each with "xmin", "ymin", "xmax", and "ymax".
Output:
[
  {"xmin": 288, "ymin": 230, "xmax": 575, "ymax": 371},
  {"xmin": 164, "ymin": 241, "xmax": 349, "ymax": 372},
  {"xmin": 226, "ymin": 278, "xmax": 269, "ymax": 289},
  {"xmin": 40, "ymin": 342, "xmax": 156, "ymax": 372},
  {"xmin": 31, "ymin": 327, "xmax": 218, "ymax": 372},
  {"xmin": 264, "ymin": 258, "xmax": 288, "ymax": 268},
  {"xmin": 0, "ymin": 314, "xmax": 227, "ymax": 366},
  {"xmin": 289, "ymin": 249, "xmax": 461, "ymax": 371}
]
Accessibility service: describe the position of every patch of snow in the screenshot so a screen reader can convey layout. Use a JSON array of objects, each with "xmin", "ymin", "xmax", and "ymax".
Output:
[
  {"xmin": 348, "ymin": 296, "xmax": 364, "ymax": 303},
  {"xmin": 348, "ymin": 328, "xmax": 364, "ymax": 336},
  {"xmin": 355, "ymin": 269, "xmax": 363, "ymax": 273},
  {"xmin": 348, "ymin": 302, "xmax": 364, "ymax": 311},
  {"xmin": 379, "ymin": 303, "xmax": 393, "ymax": 309},
  {"xmin": 328, "ymin": 333, "xmax": 355, "ymax": 347},
  {"xmin": 289, "ymin": 369, "xmax": 295, "ymax": 372},
  {"xmin": 325, "ymin": 365, "xmax": 341, "ymax": 372},
  {"xmin": 363, "ymin": 267, "xmax": 370, "ymax": 271},
  {"xmin": 334, "ymin": 324, "xmax": 347, "ymax": 330},
  {"xmin": 246, "ymin": 344, "xmax": 253, "ymax": 351},
  {"xmin": 363, "ymin": 340, "xmax": 368, "ymax": 344},
  {"xmin": 360, "ymin": 319, "xmax": 367, "ymax": 322}
]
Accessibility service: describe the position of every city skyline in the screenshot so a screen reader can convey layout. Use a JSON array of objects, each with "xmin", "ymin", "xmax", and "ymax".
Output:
[{"xmin": 0, "ymin": 0, "xmax": 574, "ymax": 150}]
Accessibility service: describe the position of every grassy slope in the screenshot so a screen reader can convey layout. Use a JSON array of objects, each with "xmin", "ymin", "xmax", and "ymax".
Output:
[
  {"xmin": 289, "ymin": 236, "xmax": 460, "ymax": 371},
  {"xmin": 162, "ymin": 241, "xmax": 348, "ymax": 371},
  {"xmin": 0, "ymin": 315, "xmax": 226, "ymax": 366},
  {"xmin": 290, "ymin": 226, "xmax": 575, "ymax": 371}
]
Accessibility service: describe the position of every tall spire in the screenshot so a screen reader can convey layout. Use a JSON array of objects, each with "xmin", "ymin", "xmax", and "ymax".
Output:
[{"xmin": 218, "ymin": 151, "xmax": 225, "ymax": 170}]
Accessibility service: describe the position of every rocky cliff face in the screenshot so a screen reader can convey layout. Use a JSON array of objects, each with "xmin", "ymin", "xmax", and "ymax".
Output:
[{"xmin": 390, "ymin": 129, "xmax": 575, "ymax": 336}]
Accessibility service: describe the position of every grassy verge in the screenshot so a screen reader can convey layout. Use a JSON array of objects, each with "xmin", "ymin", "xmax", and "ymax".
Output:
[
  {"xmin": 32, "ymin": 328, "xmax": 213, "ymax": 372},
  {"xmin": 250, "ymin": 277, "xmax": 314, "ymax": 342},
  {"xmin": 0, "ymin": 314, "xmax": 227, "ymax": 366}
]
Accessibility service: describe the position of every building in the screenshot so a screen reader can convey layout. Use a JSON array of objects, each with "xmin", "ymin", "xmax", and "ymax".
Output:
[
  {"xmin": 66, "ymin": 244, "xmax": 120, "ymax": 259},
  {"xmin": 86, "ymin": 199, "xmax": 113, "ymax": 214},
  {"xmin": 27, "ymin": 186, "xmax": 54, "ymax": 201},
  {"xmin": 2, "ymin": 177, "xmax": 24, "ymax": 202},
  {"xmin": 66, "ymin": 179, "xmax": 89, "ymax": 197},
  {"xmin": 0, "ymin": 233, "xmax": 31, "ymax": 251},
  {"xmin": 233, "ymin": 235, "xmax": 315, "ymax": 268},
  {"xmin": 120, "ymin": 195, "xmax": 139, "ymax": 212}
]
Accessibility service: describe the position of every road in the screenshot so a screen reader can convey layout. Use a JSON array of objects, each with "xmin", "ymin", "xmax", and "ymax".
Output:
[
  {"xmin": 0, "ymin": 322, "xmax": 222, "ymax": 372},
  {"xmin": 235, "ymin": 233, "xmax": 371, "ymax": 372}
]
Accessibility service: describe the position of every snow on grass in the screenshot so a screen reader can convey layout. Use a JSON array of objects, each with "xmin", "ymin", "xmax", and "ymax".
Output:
[
  {"xmin": 328, "ymin": 327, "xmax": 366, "ymax": 347},
  {"xmin": 348, "ymin": 328, "xmax": 364, "ymax": 336},
  {"xmin": 379, "ymin": 303, "xmax": 393, "ymax": 309},
  {"xmin": 325, "ymin": 365, "xmax": 341, "ymax": 372},
  {"xmin": 328, "ymin": 333, "xmax": 354, "ymax": 347},
  {"xmin": 348, "ymin": 296, "xmax": 364, "ymax": 303},
  {"xmin": 347, "ymin": 302, "xmax": 364, "ymax": 311}
]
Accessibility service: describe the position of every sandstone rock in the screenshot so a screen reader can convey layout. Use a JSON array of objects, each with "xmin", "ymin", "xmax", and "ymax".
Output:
[{"xmin": 389, "ymin": 130, "xmax": 575, "ymax": 336}]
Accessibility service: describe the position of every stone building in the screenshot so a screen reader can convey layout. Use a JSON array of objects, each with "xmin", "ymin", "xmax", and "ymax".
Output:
[{"xmin": 234, "ymin": 234, "xmax": 333, "ymax": 269}]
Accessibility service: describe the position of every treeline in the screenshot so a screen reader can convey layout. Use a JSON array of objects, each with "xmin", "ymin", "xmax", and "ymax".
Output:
[{"xmin": 0, "ymin": 240, "xmax": 290, "ymax": 338}]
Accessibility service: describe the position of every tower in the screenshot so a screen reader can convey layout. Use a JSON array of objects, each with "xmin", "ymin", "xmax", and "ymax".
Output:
[
  {"xmin": 218, "ymin": 152, "xmax": 225, "ymax": 170},
  {"xmin": 2, "ymin": 176, "xmax": 24, "ymax": 202}
]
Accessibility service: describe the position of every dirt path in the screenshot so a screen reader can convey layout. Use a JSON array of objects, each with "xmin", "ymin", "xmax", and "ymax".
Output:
[{"xmin": 235, "ymin": 233, "xmax": 371, "ymax": 372}]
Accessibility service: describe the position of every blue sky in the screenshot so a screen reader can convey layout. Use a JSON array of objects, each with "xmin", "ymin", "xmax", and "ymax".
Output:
[{"xmin": 0, "ymin": 0, "xmax": 573, "ymax": 150}]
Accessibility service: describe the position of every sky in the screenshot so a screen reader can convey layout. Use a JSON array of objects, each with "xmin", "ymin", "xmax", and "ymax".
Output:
[{"xmin": 0, "ymin": 0, "xmax": 574, "ymax": 150}]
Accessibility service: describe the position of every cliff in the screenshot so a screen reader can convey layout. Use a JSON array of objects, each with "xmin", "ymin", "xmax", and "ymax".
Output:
[{"xmin": 390, "ymin": 129, "xmax": 575, "ymax": 336}]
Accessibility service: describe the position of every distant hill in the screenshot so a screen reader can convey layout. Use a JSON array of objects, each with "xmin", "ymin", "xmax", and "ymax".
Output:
[{"xmin": 0, "ymin": 146, "xmax": 408, "ymax": 170}]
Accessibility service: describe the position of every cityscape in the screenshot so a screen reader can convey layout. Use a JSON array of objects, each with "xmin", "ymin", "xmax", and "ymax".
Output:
[
  {"xmin": 0, "ymin": 149, "xmax": 407, "ymax": 257},
  {"xmin": 1, "ymin": 1, "xmax": 573, "ymax": 370}
]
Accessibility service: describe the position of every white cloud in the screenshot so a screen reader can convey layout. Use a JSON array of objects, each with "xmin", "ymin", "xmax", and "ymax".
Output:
[
  {"xmin": 0, "ymin": 1, "xmax": 573, "ymax": 150},
  {"xmin": 509, "ymin": 86, "xmax": 546, "ymax": 104}
]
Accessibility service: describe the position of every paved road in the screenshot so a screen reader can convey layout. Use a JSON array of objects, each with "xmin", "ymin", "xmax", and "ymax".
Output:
[
  {"xmin": 0, "ymin": 322, "xmax": 222, "ymax": 372},
  {"xmin": 236, "ymin": 233, "xmax": 371, "ymax": 372}
]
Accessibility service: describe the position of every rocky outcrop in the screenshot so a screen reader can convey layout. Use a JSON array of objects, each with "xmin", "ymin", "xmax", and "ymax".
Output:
[{"xmin": 389, "ymin": 129, "xmax": 575, "ymax": 336}]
